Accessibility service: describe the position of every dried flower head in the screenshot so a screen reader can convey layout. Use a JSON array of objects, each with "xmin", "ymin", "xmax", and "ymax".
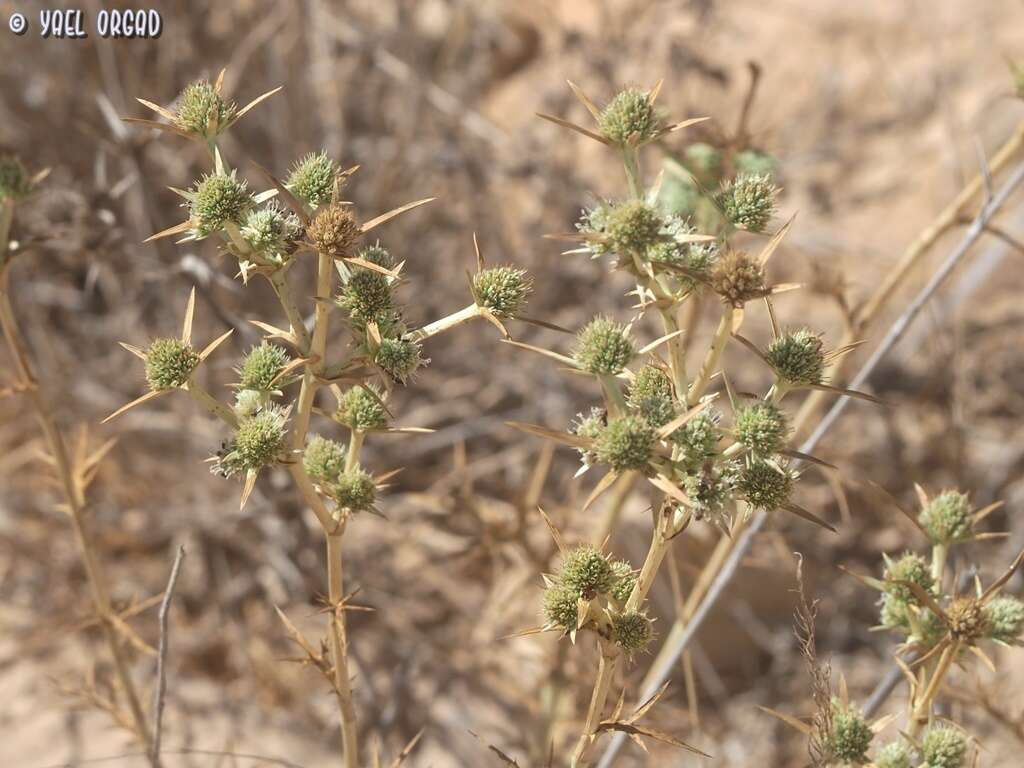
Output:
[
  {"xmin": 230, "ymin": 405, "xmax": 289, "ymax": 472},
  {"xmin": 574, "ymin": 317, "xmax": 635, "ymax": 375},
  {"xmin": 308, "ymin": 202, "xmax": 361, "ymax": 258},
  {"xmin": 238, "ymin": 342, "xmax": 290, "ymax": 392},
  {"xmin": 472, "ymin": 266, "xmax": 532, "ymax": 318},
  {"xmin": 604, "ymin": 200, "xmax": 663, "ymax": 255},
  {"xmin": 374, "ymin": 336, "xmax": 425, "ymax": 382},
  {"xmin": 285, "ymin": 151, "xmax": 338, "ymax": 209},
  {"xmin": 709, "ymin": 250, "xmax": 766, "ymax": 306},
  {"xmin": 559, "ymin": 545, "xmax": 615, "ymax": 599},
  {"xmin": 145, "ymin": 338, "xmax": 200, "ymax": 390},
  {"xmin": 173, "ymin": 80, "xmax": 238, "ymax": 140},
  {"xmin": 875, "ymin": 742, "xmax": 912, "ymax": 768},
  {"xmin": 766, "ymin": 329, "xmax": 826, "ymax": 386},
  {"xmin": 303, "ymin": 434, "xmax": 346, "ymax": 483},
  {"xmin": 946, "ymin": 597, "xmax": 990, "ymax": 641},
  {"xmin": 920, "ymin": 726, "xmax": 968, "ymax": 768},
  {"xmin": 240, "ymin": 203, "xmax": 301, "ymax": 261},
  {"xmin": 738, "ymin": 460, "xmax": 793, "ymax": 511},
  {"xmin": 333, "ymin": 468, "xmax": 376, "ymax": 513},
  {"xmin": 718, "ymin": 172, "xmax": 778, "ymax": 233},
  {"xmin": 824, "ymin": 700, "xmax": 873, "ymax": 765},
  {"xmin": 0, "ymin": 155, "xmax": 31, "ymax": 201},
  {"xmin": 598, "ymin": 87, "xmax": 662, "ymax": 146},
  {"xmin": 734, "ymin": 402, "xmax": 789, "ymax": 455},
  {"xmin": 337, "ymin": 385, "xmax": 388, "ymax": 431},
  {"xmin": 983, "ymin": 595, "xmax": 1024, "ymax": 643},
  {"xmin": 543, "ymin": 585, "xmax": 579, "ymax": 630},
  {"xmin": 594, "ymin": 415, "xmax": 656, "ymax": 472},
  {"xmin": 609, "ymin": 560, "xmax": 637, "ymax": 603},
  {"xmin": 919, "ymin": 490, "xmax": 972, "ymax": 545},
  {"xmin": 612, "ymin": 611, "xmax": 653, "ymax": 652},
  {"xmin": 189, "ymin": 170, "xmax": 253, "ymax": 237}
]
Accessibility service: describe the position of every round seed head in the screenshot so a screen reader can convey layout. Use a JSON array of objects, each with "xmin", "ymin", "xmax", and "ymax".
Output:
[
  {"xmin": 673, "ymin": 408, "xmax": 721, "ymax": 469},
  {"xmin": 919, "ymin": 490, "xmax": 972, "ymax": 545},
  {"xmin": 303, "ymin": 434, "xmax": 346, "ymax": 483},
  {"xmin": 883, "ymin": 552, "xmax": 934, "ymax": 604},
  {"xmin": 145, "ymin": 338, "xmax": 200, "ymax": 390},
  {"xmin": 231, "ymin": 406, "xmax": 289, "ymax": 471},
  {"xmin": 875, "ymin": 742, "xmax": 912, "ymax": 768},
  {"xmin": 766, "ymin": 329, "xmax": 826, "ymax": 386},
  {"xmin": 337, "ymin": 385, "xmax": 388, "ymax": 431},
  {"xmin": 738, "ymin": 460, "xmax": 793, "ymax": 511},
  {"xmin": 627, "ymin": 366, "xmax": 675, "ymax": 428},
  {"xmin": 825, "ymin": 700, "xmax": 873, "ymax": 765},
  {"xmin": 921, "ymin": 727, "xmax": 968, "ymax": 768},
  {"xmin": 559, "ymin": 545, "xmax": 615, "ymax": 599},
  {"xmin": 374, "ymin": 336, "xmax": 425, "ymax": 383},
  {"xmin": 718, "ymin": 172, "xmax": 778, "ymax": 232},
  {"xmin": 604, "ymin": 200, "xmax": 663, "ymax": 256},
  {"xmin": 734, "ymin": 402, "xmax": 789, "ymax": 455},
  {"xmin": 609, "ymin": 560, "xmax": 637, "ymax": 603},
  {"xmin": 472, "ymin": 266, "xmax": 532, "ymax": 318},
  {"xmin": 594, "ymin": 416, "xmax": 656, "ymax": 473},
  {"xmin": 598, "ymin": 88, "xmax": 662, "ymax": 146},
  {"xmin": 983, "ymin": 595, "xmax": 1024, "ymax": 643},
  {"xmin": 574, "ymin": 317, "xmax": 635, "ymax": 375},
  {"xmin": 684, "ymin": 142, "xmax": 722, "ymax": 179},
  {"xmin": 240, "ymin": 203, "xmax": 301, "ymax": 260},
  {"xmin": 238, "ymin": 342, "xmax": 290, "ymax": 392},
  {"xmin": 612, "ymin": 611, "xmax": 653, "ymax": 652},
  {"xmin": 333, "ymin": 468, "xmax": 376, "ymax": 512},
  {"xmin": 173, "ymin": 81, "xmax": 237, "ymax": 139},
  {"xmin": 542, "ymin": 585, "xmax": 579, "ymax": 630},
  {"xmin": 308, "ymin": 202, "xmax": 361, "ymax": 258},
  {"xmin": 338, "ymin": 270, "xmax": 394, "ymax": 324},
  {"xmin": 190, "ymin": 171, "xmax": 253, "ymax": 236},
  {"xmin": 946, "ymin": 597, "xmax": 990, "ymax": 641},
  {"xmin": 285, "ymin": 151, "xmax": 338, "ymax": 209},
  {"xmin": 359, "ymin": 244, "xmax": 394, "ymax": 268},
  {"xmin": 0, "ymin": 155, "xmax": 31, "ymax": 201},
  {"xmin": 734, "ymin": 149, "xmax": 776, "ymax": 177},
  {"xmin": 709, "ymin": 250, "xmax": 765, "ymax": 306}
]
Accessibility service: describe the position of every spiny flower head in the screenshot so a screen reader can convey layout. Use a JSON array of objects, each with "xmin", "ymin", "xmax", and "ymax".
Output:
[
  {"xmin": 145, "ymin": 338, "xmax": 199, "ymax": 390},
  {"xmin": 472, "ymin": 266, "xmax": 532, "ymax": 318},
  {"xmin": 875, "ymin": 742, "xmax": 912, "ymax": 768},
  {"xmin": 285, "ymin": 151, "xmax": 338, "ymax": 209},
  {"xmin": 574, "ymin": 317, "xmax": 635, "ymax": 375},
  {"xmin": 598, "ymin": 87, "xmax": 662, "ymax": 146},
  {"xmin": 0, "ymin": 155, "xmax": 31, "ymax": 201},
  {"xmin": 233, "ymin": 388, "xmax": 266, "ymax": 418},
  {"xmin": 766, "ymin": 329, "xmax": 826, "ymax": 386},
  {"xmin": 627, "ymin": 365, "xmax": 675, "ymax": 428},
  {"xmin": 683, "ymin": 462, "xmax": 738, "ymax": 522},
  {"xmin": 920, "ymin": 727, "xmax": 968, "ymax": 768},
  {"xmin": 604, "ymin": 200, "xmax": 663, "ymax": 256},
  {"xmin": 709, "ymin": 250, "xmax": 765, "ymax": 306},
  {"xmin": 542, "ymin": 585, "xmax": 579, "ymax": 630},
  {"xmin": 237, "ymin": 342, "xmax": 290, "ymax": 392},
  {"xmin": 374, "ymin": 336, "xmax": 425, "ymax": 383},
  {"xmin": 946, "ymin": 597, "xmax": 990, "ymax": 641},
  {"xmin": 919, "ymin": 490, "xmax": 972, "ymax": 545},
  {"xmin": 333, "ymin": 468, "xmax": 376, "ymax": 513},
  {"xmin": 303, "ymin": 434, "xmax": 346, "ymax": 483},
  {"xmin": 173, "ymin": 80, "xmax": 237, "ymax": 139},
  {"xmin": 337, "ymin": 385, "xmax": 388, "ymax": 431},
  {"xmin": 609, "ymin": 560, "xmax": 636, "ymax": 603},
  {"xmin": 718, "ymin": 172, "xmax": 778, "ymax": 233},
  {"xmin": 338, "ymin": 269, "xmax": 394, "ymax": 324},
  {"xmin": 559, "ymin": 545, "xmax": 615, "ymax": 599},
  {"xmin": 883, "ymin": 552, "xmax": 934, "ymax": 604},
  {"xmin": 189, "ymin": 170, "xmax": 253, "ymax": 237},
  {"xmin": 230, "ymin": 405, "xmax": 289, "ymax": 471},
  {"xmin": 612, "ymin": 611, "xmax": 653, "ymax": 652},
  {"xmin": 594, "ymin": 415, "xmax": 656, "ymax": 472},
  {"xmin": 738, "ymin": 460, "xmax": 793, "ymax": 511},
  {"xmin": 240, "ymin": 203, "xmax": 301, "ymax": 260},
  {"xmin": 359, "ymin": 244, "xmax": 394, "ymax": 268},
  {"xmin": 571, "ymin": 407, "xmax": 606, "ymax": 465},
  {"xmin": 984, "ymin": 595, "xmax": 1024, "ymax": 643},
  {"xmin": 734, "ymin": 401, "xmax": 788, "ymax": 455},
  {"xmin": 673, "ymin": 408, "xmax": 721, "ymax": 469},
  {"xmin": 824, "ymin": 700, "xmax": 873, "ymax": 765},
  {"xmin": 308, "ymin": 202, "xmax": 361, "ymax": 258}
]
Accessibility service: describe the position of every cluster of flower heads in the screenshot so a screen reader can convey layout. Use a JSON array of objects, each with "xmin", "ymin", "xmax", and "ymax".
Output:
[{"xmin": 541, "ymin": 545, "xmax": 651, "ymax": 654}]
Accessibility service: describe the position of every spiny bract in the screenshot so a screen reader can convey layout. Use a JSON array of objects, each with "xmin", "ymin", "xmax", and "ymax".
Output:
[{"xmin": 145, "ymin": 338, "xmax": 200, "ymax": 390}]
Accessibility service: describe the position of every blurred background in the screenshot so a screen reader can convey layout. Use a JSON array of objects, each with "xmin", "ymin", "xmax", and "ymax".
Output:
[{"xmin": 3, "ymin": 1, "xmax": 1024, "ymax": 765}]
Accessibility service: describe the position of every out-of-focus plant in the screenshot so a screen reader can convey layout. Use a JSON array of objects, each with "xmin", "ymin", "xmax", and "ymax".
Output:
[{"xmin": 114, "ymin": 71, "xmax": 531, "ymax": 767}]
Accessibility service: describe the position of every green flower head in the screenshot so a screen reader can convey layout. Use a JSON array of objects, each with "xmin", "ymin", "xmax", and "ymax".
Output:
[
  {"xmin": 240, "ymin": 203, "xmax": 301, "ymax": 261},
  {"xmin": 875, "ymin": 742, "xmax": 912, "ymax": 768},
  {"xmin": 285, "ymin": 151, "xmax": 338, "ymax": 209},
  {"xmin": 338, "ymin": 269, "xmax": 394, "ymax": 324},
  {"xmin": 612, "ymin": 611, "xmax": 653, "ymax": 652},
  {"xmin": 237, "ymin": 342, "xmax": 290, "ymax": 392},
  {"xmin": 984, "ymin": 595, "xmax": 1024, "ymax": 643},
  {"xmin": 598, "ymin": 87, "xmax": 662, "ymax": 146},
  {"xmin": 738, "ymin": 460, "xmax": 793, "ymax": 511},
  {"xmin": 571, "ymin": 407, "xmax": 606, "ymax": 465},
  {"xmin": 825, "ymin": 700, "xmax": 873, "ymax": 765},
  {"xmin": 718, "ymin": 172, "xmax": 778, "ymax": 233},
  {"xmin": 673, "ymin": 408, "xmax": 721, "ymax": 469},
  {"xmin": 189, "ymin": 170, "xmax": 253, "ymax": 237},
  {"xmin": 604, "ymin": 200, "xmax": 663, "ymax": 256},
  {"xmin": 594, "ymin": 416, "xmax": 656, "ymax": 473},
  {"xmin": 609, "ymin": 560, "xmax": 636, "ymax": 603},
  {"xmin": 173, "ymin": 80, "xmax": 237, "ymax": 139},
  {"xmin": 374, "ymin": 336, "xmax": 425, "ymax": 383},
  {"xmin": 921, "ymin": 727, "xmax": 968, "ymax": 768},
  {"xmin": 574, "ymin": 317, "xmax": 635, "ymax": 375},
  {"xmin": 684, "ymin": 142, "xmax": 723, "ymax": 180},
  {"xmin": 472, "ymin": 266, "xmax": 532, "ymax": 318},
  {"xmin": 333, "ymin": 468, "xmax": 376, "ymax": 513},
  {"xmin": 919, "ymin": 490, "xmax": 972, "ymax": 545},
  {"xmin": 559, "ymin": 545, "xmax": 615, "ymax": 599},
  {"xmin": 543, "ymin": 585, "xmax": 579, "ymax": 630},
  {"xmin": 734, "ymin": 402, "xmax": 789, "ymax": 455},
  {"xmin": 303, "ymin": 434, "xmax": 346, "ymax": 483},
  {"xmin": 337, "ymin": 385, "xmax": 388, "ymax": 431},
  {"xmin": 627, "ymin": 365, "xmax": 675, "ymax": 428},
  {"xmin": 766, "ymin": 329, "xmax": 826, "ymax": 386},
  {"xmin": 230, "ymin": 405, "xmax": 289, "ymax": 472},
  {"xmin": 883, "ymin": 552, "xmax": 934, "ymax": 605},
  {"xmin": 145, "ymin": 338, "xmax": 200, "ymax": 391}
]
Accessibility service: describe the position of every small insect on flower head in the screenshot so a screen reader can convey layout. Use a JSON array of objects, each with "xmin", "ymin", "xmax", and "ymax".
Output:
[
  {"xmin": 920, "ymin": 726, "xmax": 968, "ymax": 768},
  {"xmin": 734, "ymin": 401, "xmax": 789, "ymax": 455},
  {"xmin": 285, "ymin": 151, "xmax": 339, "ymax": 210},
  {"xmin": 173, "ymin": 80, "xmax": 238, "ymax": 141},
  {"xmin": 559, "ymin": 545, "xmax": 615, "ymax": 599},
  {"xmin": 612, "ymin": 611, "xmax": 653, "ymax": 652},
  {"xmin": 336, "ymin": 385, "xmax": 388, "ymax": 431},
  {"xmin": 598, "ymin": 87, "xmax": 663, "ymax": 146},
  {"xmin": 571, "ymin": 407, "xmax": 606, "ymax": 466},
  {"xmin": 573, "ymin": 317, "xmax": 635, "ymax": 375},
  {"xmin": 594, "ymin": 415, "xmax": 656, "ymax": 473},
  {"xmin": 472, "ymin": 266, "xmax": 532, "ymax": 318},
  {"xmin": 307, "ymin": 202, "xmax": 361, "ymax": 258},
  {"xmin": 303, "ymin": 434, "xmax": 346, "ymax": 483},
  {"xmin": 709, "ymin": 250, "xmax": 766, "ymax": 306},
  {"xmin": 237, "ymin": 342, "xmax": 291, "ymax": 393},
  {"xmin": 144, "ymin": 338, "xmax": 200, "ymax": 391},
  {"xmin": 188, "ymin": 170, "xmax": 254, "ymax": 237},
  {"xmin": 718, "ymin": 172, "xmax": 778, "ymax": 233},
  {"xmin": 766, "ymin": 329, "xmax": 826, "ymax": 386}
]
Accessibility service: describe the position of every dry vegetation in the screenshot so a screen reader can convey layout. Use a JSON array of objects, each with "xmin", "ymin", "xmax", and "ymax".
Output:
[{"xmin": 3, "ymin": 2, "xmax": 1024, "ymax": 767}]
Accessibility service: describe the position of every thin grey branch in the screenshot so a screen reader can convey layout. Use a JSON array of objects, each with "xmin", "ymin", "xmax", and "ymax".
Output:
[{"xmin": 151, "ymin": 545, "xmax": 186, "ymax": 764}]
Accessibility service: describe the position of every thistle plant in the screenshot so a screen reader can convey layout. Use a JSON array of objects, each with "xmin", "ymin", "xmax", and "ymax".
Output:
[
  {"xmin": 510, "ymin": 79, "xmax": 877, "ymax": 766},
  {"xmin": 115, "ymin": 70, "xmax": 531, "ymax": 767}
]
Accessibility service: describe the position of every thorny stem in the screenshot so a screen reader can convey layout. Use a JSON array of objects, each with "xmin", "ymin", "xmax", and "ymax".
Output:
[
  {"xmin": 407, "ymin": 303, "xmax": 481, "ymax": 342},
  {"xmin": 570, "ymin": 644, "xmax": 619, "ymax": 768},
  {"xmin": 686, "ymin": 305, "xmax": 735, "ymax": 407},
  {"xmin": 0, "ymin": 209, "xmax": 156, "ymax": 764}
]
